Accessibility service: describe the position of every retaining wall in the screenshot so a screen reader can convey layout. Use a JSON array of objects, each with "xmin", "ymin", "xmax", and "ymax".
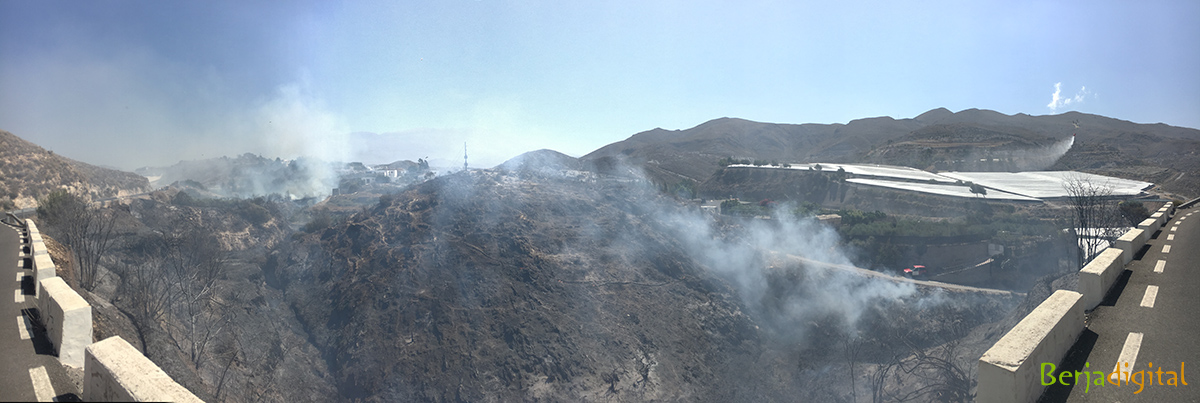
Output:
[
  {"xmin": 1078, "ymin": 247, "xmax": 1124, "ymax": 311},
  {"xmin": 84, "ymin": 336, "xmax": 204, "ymax": 403},
  {"xmin": 978, "ymin": 290, "xmax": 1085, "ymax": 403},
  {"xmin": 38, "ymin": 277, "xmax": 92, "ymax": 368}
]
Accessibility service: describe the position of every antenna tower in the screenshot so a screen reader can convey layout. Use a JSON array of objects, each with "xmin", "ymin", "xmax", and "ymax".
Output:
[{"xmin": 463, "ymin": 142, "xmax": 468, "ymax": 170}]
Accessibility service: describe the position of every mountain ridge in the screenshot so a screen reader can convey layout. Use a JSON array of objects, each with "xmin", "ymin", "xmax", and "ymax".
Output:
[
  {"xmin": 581, "ymin": 108, "xmax": 1200, "ymax": 198},
  {"xmin": 0, "ymin": 129, "xmax": 150, "ymax": 208}
]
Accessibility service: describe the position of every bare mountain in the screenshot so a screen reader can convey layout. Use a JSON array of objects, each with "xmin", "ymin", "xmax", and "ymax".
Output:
[
  {"xmin": 582, "ymin": 116, "xmax": 923, "ymax": 185},
  {"xmin": 496, "ymin": 149, "xmax": 582, "ymax": 171},
  {"xmin": 582, "ymin": 109, "xmax": 1200, "ymax": 198},
  {"xmin": 0, "ymin": 129, "xmax": 151, "ymax": 208}
]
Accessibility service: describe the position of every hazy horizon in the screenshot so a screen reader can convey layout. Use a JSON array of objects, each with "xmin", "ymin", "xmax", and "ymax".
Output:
[{"xmin": 2, "ymin": 0, "xmax": 1198, "ymax": 170}]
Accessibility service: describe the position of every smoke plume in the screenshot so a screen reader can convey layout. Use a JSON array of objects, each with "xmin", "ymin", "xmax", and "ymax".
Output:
[{"xmin": 659, "ymin": 205, "xmax": 919, "ymax": 340}]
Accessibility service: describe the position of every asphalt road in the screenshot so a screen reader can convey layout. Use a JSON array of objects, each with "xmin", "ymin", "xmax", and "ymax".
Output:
[
  {"xmin": 0, "ymin": 222, "xmax": 79, "ymax": 401},
  {"xmin": 1042, "ymin": 207, "xmax": 1200, "ymax": 402}
]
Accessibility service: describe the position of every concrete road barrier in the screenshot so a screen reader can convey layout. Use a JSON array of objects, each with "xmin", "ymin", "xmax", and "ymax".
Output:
[
  {"xmin": 978, "ymin": 290, "xmax": 1085, "ymax": 403},
  {"xmin": 84, "ymin": 336, "xmax": 203, "ymax": 403},
  {"xmin": 25, "ymin": 220, "xmax": 56, "ymax": 297},
  {"xmin": 1078, "ymin": 248, "xmax": 1125, "ymax": 311},
  {"xmin": 1137, "ymin": 218, "xmax": 1157, "ymax": 233},
  {"xmin": 1160, "ymin": 202, "xmax": 1174, "ymax": 217},
  {"xmin": 1113, "ymin": 228, "xmax": 1146, "ymax": 265},
  {"xmin": 38, "ymin": 277, "xmax": 92, "ymax": 368},
  {"xmin": 1150, "ymin": 212, "xmax": 1165, "ymax": 228}
]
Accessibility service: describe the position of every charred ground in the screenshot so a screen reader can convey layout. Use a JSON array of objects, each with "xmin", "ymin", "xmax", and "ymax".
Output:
[{"xmin": 268, "ymin": 169, "xmax": 1019, "ymax": 401}]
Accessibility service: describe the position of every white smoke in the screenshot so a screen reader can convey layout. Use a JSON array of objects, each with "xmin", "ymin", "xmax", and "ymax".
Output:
[
  {"xmin": 254, "ymin": 81, "xmax": 351, "ymax": 163},
  {"xmin": 1010, "ymin": 135, "xmax": 1075, "ymax": 171},
  {"xmin": 659, "ymin": 205, "xmax": 919, "ymax": 338},
  {"xmin": 1047, "ymin": 82, "xmax": 1091, "ymax": 113},
  {"xmin": 243, "ymin": 81, "xmax": 349, "ymax": 198}
]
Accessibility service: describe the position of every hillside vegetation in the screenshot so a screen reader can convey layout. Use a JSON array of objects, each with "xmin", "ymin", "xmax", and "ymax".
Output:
[{"xmin": 0, "ymin": 130, "xmax": 150, "ymax": 207}]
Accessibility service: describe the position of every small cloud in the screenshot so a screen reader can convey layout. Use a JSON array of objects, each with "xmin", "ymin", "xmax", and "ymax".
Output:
[{"xmin": 1047, "ymin": 82, "xmax": 1091, "ymax": 113}]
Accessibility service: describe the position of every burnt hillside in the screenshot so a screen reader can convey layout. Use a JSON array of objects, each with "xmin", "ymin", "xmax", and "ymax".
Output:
[
  {"xmin": 274, "ymin": 171, "xmax": 769, "ymax": 401},
  {"xmin": 270, "ymin": 169, "xmax": 1019, "ymax": 401}
]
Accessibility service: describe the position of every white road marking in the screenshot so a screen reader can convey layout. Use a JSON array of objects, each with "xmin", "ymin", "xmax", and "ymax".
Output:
[
  {"xmin": 1163, "ymin": 245, "xmax": 1172, "ymax": 254},
  {"xmin": 13, "ymin": 289, "xmax": 23, "ymax": 304},
  {"xmin": 16, "ymin": 272, "xmax": 24, "ymax": 282},
  {"xmin": 1172, "ymin": 226, "xmax": 1178, "ymax": 232},
  {"xmin": 1140, "ymin": 285, "xmax": 1159, "ymax": 308},
  {"xmin": 17, "ymin": 315, "xmax": 32, "ymax": 340},
  {"xmin": 1167, "ymin": 234, "xmax": 1175, "ymax": 241},
  {"xmin": 1155, "ymin": 260, "xmax": 1167, "ymax": 273},
  {"xmin": 1111, "ymin": 332, "xmax": 1144, "ymax": 383},
  {"xmin": 28, "ymin": 366, "xmax": 55, "ymax": 402}
]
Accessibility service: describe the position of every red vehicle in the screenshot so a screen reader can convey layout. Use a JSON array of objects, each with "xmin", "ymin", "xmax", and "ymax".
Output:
[{"xmin": 904, "ymin": 265, "xmax": 928, "ymax": 279}]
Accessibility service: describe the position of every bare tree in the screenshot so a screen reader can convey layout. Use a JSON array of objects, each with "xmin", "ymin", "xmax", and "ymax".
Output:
[
  {"xmin": 1062, "ymin": 174, "xmax": 1124, "ymax": 267},
  {"xmin": 37, "ymin": 189, "xmax": 118, "ymax": 290},
  {"xmin": 115, "ymin": 257, "xmax": 176, "ymax": 327},
  {"xmin": 843, "ymin": 335, "xmax": 864, "ymax": 403},
  {"xmin": 211, "ymin": 314, "xmax": 242, "ymax": 402},
  {"xmin": 161, "ymin": 227, "xmax": 230, "ymax": 370}
]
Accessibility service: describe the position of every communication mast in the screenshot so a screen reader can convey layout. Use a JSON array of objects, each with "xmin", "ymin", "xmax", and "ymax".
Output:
[{"xmin": 463, "ymin": 142, "xmax": 468, "ymax": 170}]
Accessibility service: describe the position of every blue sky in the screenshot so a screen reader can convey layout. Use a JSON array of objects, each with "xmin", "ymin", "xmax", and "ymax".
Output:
[{"xmin": 1, "ymin": 0, "xmax": 1197, "ymax": 169}]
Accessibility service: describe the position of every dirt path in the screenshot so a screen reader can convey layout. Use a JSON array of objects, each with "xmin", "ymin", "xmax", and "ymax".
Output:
[{"xmin": 772, "ymin": 251, "xmax": 1023, "ymax": 296}]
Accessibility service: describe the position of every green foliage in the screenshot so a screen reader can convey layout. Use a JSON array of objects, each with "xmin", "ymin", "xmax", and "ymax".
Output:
[
  {"xmin": 837, "ymin": 208, "xmax": 888, "ymax": 226},
  {"xmin": 719, "ymin": 199, "xmax": 769, "ymax": 217},
  {"xmin": 725, "ymin": 203, "xmax": 770, "ymax": 217},
  {"xmin": 720, "ymin": 199, "xmax": 741, "ymax": 211},
  {"xmin": 790, "ymin": 201, "xmax": 823, "ymax": 217},
  {"xmin": 838, "ymin": 206, "xmax": 1053, "ymax": 240},
  {"xmin": 1118, "ymin": 200, "xmax": 1150, "ymax": 225},
  {"xmin": 37, "ymin": 189, "xmax": 85, "ymax": 227},
  {"xmin": 717, "ymin": 156, "xmax": 753, "ymax": 167}
]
